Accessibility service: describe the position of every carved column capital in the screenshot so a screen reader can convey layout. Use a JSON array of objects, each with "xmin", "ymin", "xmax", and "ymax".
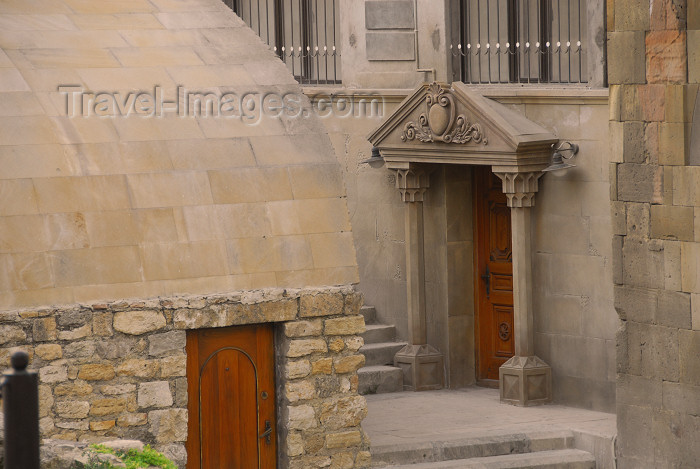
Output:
[
  {"xmin": 393, "ymin": 166, "xmax": 431, "ymax": 203},
  {"xmin": 493, "ymin": 171, "xmax": 543, "ymax": 208}
]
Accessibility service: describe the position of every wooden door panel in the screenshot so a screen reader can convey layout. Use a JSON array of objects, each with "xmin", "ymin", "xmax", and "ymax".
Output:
[
  {"xmin": 187, "ymin": 325, "xmax": 276, "ymax": 469},
  {"xmin": 475, "ymin": 167, "xmax": 515, "ymax": 383}
]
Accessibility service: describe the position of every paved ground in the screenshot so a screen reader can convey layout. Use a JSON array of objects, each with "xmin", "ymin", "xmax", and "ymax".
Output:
[{"xmin": 363, "ymin": 387, "xmax": 616, "ymax": 447}]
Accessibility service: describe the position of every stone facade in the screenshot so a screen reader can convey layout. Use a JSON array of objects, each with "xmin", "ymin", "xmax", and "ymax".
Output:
[
  {"xmin": 609, "ymin": 0, "xmax": 700, "ymax": 466},
  {"xmin": 0, "ymin": 287, "xmax": 369, "ymax": 468}
]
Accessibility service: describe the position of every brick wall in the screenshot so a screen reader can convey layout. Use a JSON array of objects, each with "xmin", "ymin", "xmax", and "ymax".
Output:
[
  {"xmin": 609, "ymin": 0, "xmax": 700, "ymax": 466},
  {"xmin": 0, "ymin": 287, "xmax": 370, "ymax": 469}
]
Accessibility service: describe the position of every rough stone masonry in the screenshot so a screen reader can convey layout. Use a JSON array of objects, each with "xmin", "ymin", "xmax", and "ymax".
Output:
[{"xmin": 0, "ymin": 287, "xmax": 371, "ymax": 469}]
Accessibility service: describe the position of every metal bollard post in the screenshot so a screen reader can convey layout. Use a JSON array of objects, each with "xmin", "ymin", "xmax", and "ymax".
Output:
[{"xmin": 1, "ymin": 351, "xmax": 40, "ymax": 469}]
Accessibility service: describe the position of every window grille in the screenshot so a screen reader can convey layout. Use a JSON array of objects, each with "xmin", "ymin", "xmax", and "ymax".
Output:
[
  {"xmin": 451, "ymin": 0, "xmax": 587, "ymax": 84},
  {"xmin": 222, "ymin": 0, "xmax": 342, "ymax": 85}
]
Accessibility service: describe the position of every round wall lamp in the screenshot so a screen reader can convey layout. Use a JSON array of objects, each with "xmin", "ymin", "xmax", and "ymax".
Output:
[
  {"xmin": 543, "ymin": 141, "xmax": 579, "ymax": 172},
  {"xmin": 361, "ymin": 147, "xmax": 385, "ymax": 168}
]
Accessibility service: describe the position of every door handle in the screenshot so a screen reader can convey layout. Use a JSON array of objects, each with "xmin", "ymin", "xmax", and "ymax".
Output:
[
  {"xmin": 481, "ymin": 266, "xmax": 490, "ymax": 297},
  {"xmin": 259, "ymin": 420, "xmax": 272, "ymax": 444}
]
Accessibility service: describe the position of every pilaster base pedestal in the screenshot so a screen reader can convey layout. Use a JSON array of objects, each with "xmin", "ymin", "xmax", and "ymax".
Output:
[
  {"xmin": 394, "ymin": 344, "xmax": 444, "ymax": 391},
  {"xmin": 499, "ymin": 355, "xmax": 552, "ymax": 406}
]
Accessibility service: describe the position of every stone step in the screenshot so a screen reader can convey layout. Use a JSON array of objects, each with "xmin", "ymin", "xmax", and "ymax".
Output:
[
  {"xmin": 358, "ymin": 365, "xmax": 404, "ymax": 395},
  {"xmin": 371, "ymin": 430, "xmax": 574, "ymax": 467},
  {"xmin": 360, "ymin": 342, "xmax": 408, "ymax": 366},
  {"xmin": 376, "ymin": 449, "xmax": 595, "ymax": 468},
  {"xmin": 361, "ymin": 305, "xmax": 377, "ymax": 324},
  {"xmin": 362, "ymin": 324, "xmax": 397, "ymax": 344}
]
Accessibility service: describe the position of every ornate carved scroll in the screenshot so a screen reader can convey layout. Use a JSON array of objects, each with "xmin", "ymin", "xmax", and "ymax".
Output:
[{"xmin": 400, "ymin": 83, "xmax": 488, "ymax": 145}]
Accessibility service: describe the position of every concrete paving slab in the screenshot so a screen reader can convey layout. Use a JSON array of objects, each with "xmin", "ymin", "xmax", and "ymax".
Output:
[{"xmin": 364, "ymin": 387, "xmax": 616, "ymax": 468}]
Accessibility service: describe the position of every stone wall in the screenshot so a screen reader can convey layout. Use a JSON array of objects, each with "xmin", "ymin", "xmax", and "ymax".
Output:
[
  {"xmin": 609, "ymin": 0, "xmax": 700, "ymax": 466},
  {"xmin": 0, "ymin": 287, "xmax": 370, "ymax": 469}
]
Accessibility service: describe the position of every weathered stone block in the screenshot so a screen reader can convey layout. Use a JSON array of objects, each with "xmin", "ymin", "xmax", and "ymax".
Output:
[
  {"xmin": 611, "ymin": 201, "xmax": 626, "ymax": 235},
  {"xmin": 319, "ymin": 395, "xmax": 367, "ymax": 430},
  {"xmin": 89, "ymin": 420, "xmax": 116, "ymax": 431},
  {"xmin": 680, "ymin": 413, "xmax": 700, "ymax": 466},
  {"xmin": 617, "ymin": 404, "xmax": 654, "ymax": 462},
  {"xmin": 343, "ymin": 291, "xmax": 363, "ymax": 316},
  {"xmin": 659, "ymin": 122, "xmax": 689, "ymax": 165},
  {"xmin": 345, "ymin": 337, "xmax": 364, "ymax": 352},
  {"xmin": 622, "ymin": 122, "xmax": 645, "ymax": 163},
  {"xmin": 366, "ymin": 32, "xmax": 416, "ymax": 61},
  {"xmin": 679, "ymin": 329, "xmax": 700, "ymax": 386},
  {"xmin": 35, "ymin": 344, "xmax": 62, "ymax": 360},
  {"xmin": 312, "ymin": 357, "xmax": 333, "ymax": 375},
  {"xmin": 160, "ymin": 355, "xmax": 186, "ymax": 377},
  {"xmin": 100, "ymin": 383, "xmax": 136, "ymax": 395},
  {"xmin": 57, "ymin": 324, "xmax": 92, "ymax": 341},
  {"xmin": 646, "ymin": 30, "xmax": 687, "ymax": 84},
  {"xmin": 56, "ymin": 400, "xmax": 90, "ymax": 419},
  {"xmin": 355, "ymin": 451, "xmax": 372, "ymax": 468},
  {"xmin": 324, "ymin": 316, "xmax": 365, "ymax": 336},
  {"xmin": 285, "ymin": 380, "xmax": 316, "ymax": 402},
  {"xmin": 90, "ymin": 398, "xmax": 127, "ymax": 416},
  {"xmin": 40, "ymin": 365, "xmax": 68, "ymax": 383},
  {"xmin": 64, "ymin": 341, "xmax": 96, "ymax": 359},
  {"xmin": 365, "ymin": 0, "xmax": 414, "ymax": 29},
  {"xmin": 334, "ymin": 355, "xmax": 365, "ymax": 374},
  {"xmin": 284, "ymin": 320, "xmax": 323, "ymax": 338},
  {"xmin": 328, "ymin": 337, "xmax": 345, "ymax": 352},
  {"xmin": 287, "ymin": 338, "xmax": 328, "ymax": 357},
  {"xmin": 626, "ymin": 203, "xmax": 649, "ymax": 238},
  {"xmin": 614, "ymin": 285, "xmax": 656, "ymax": 322},
  {"xmin": 148, "ymin": 330, "xmax": 186, "ymax": 356},
  {"xmin": 92, "ymin": 312, "xmax": 113, "ymax": 337},
  {"xmin": 622, "ymin": 238, "xmax": 665, "ymax": 288},
  {"xmin": 114, "ymin": 310, "xmax": 166, "ymax": 335},
  {"xmin": 626, "ymin": 321, "xmax": 679, "ymax": 381},
  {"xmin": 664, "ymin": 240, "xmax": 682, "ymax": 291},
  {"xmin": 287, "ymin": 404, "xmax": 317, "ymax": 430},
  {"xmin": 650, "ymin": 205, "xmax": 694, "ymax": 241},
  {"xmin": 617, "ymin": 164, "xmax": 662, "ymax": 203},
  {"xmin": 287, "ymin": 431, "xmax": 304, "ymax": 457},
  {"xmin": 57, "ymin": 309, "xmax": 91, "ymax": 328},
  {"xmin": 608, "ymin": 31, "xmax": 646, "ymax": 84},
  {"xmin": 662, "ymin": 381, "xmax": 700, "ymax": 417},
  {"xmin": 300, "ymin": 293, "xmax": 344, "ymax": 317},
  {"xmin": 77, "ymin": 363, "xmax": 115, "ymax": 381},
  {"xmin": 117, "ymin": 359, "xmax": 161, "ymax": 378},
  {"xmin": 657, "ymin": 290, "xmax": 691, "ymax": 328},
  {"xmin": 614, "ymin": 0, "xmax": 650, "ymax": 30},
  {"xmin": 286, "ymin": 360, "xmax": 311, "ymax": 379},
  {"xmin": 33, "ymin": 318, "xmax": 56, "ymax": 342},
  {"xmin": 117, "ymin": 413, "xmax": 148, "ymax": 427},
  {"xmin": 138, "ymin": 381, "xmax": 173, "ymax": 408},
  {"xmin": 149, "ymin": 408, "xmax": 188, "ymax": 442},
  {"xmin": 618, "ymin": 373, "xmax": 662, "ymax": 408},
  {"xmin": 54, "ymin": 380, "xmax": 93, "ymax": 397}
]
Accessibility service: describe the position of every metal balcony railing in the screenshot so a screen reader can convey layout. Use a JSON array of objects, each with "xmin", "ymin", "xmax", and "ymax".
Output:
[
  {"xmin": 222, "ymin": 0, "xmax": 342, "ymax": 85},
  {"xmin": 451, "ymin": 0, "xmax": 588, "ymax": 84}
]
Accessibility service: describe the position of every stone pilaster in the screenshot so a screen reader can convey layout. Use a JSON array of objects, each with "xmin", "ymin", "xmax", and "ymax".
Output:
[
  {"xmin": 494, "ymin": 171, "xmax": 551, "ymax": 406},
  {"xmin": 389, "ymin": 164, "xmax": 444, "ymax": 391}
]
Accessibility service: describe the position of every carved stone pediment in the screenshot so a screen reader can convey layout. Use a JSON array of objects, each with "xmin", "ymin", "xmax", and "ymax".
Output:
[{"xmin": 368, "ymin": 82, "xmax": 557, "ymax": 170}]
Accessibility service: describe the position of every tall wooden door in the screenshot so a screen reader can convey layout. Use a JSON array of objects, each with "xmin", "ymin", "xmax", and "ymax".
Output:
[
  {"xmin": 186, "ymin": 325, "xmax": 276, "ymax": 469},
  {"xmin": 474, "ymin": 167, "xmax": 515, "ymax": 384}
]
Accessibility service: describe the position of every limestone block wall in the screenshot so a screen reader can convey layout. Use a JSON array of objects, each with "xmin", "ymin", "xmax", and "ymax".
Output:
[
  {"xmin": 609, "ymin": 0, "xmax": 700, "ymax": 466},
  {"xmin": 0, "ymin": 287, "xmax": 370, "ymax": 469}
]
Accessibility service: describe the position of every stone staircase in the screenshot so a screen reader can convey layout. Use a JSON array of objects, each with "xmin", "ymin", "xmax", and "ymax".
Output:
[
  {"xmin": 358, "ymin": 306, "xmax": 406, "ymax": 395},
  {"xmin": 370, "ymin": 430, "xmax": 597, "ymax": 468}
]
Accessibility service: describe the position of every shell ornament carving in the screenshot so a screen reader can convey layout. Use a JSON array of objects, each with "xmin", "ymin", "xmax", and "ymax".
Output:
[{"xmin": 400, "ymin": 83, "xmax": 488, "ymax": 145}]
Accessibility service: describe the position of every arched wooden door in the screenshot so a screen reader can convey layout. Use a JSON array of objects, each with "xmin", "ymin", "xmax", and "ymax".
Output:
[
  {"xmin": 186, "ymin": 325, "xmax": 276, "ymax": 469},
  {"xmin": 474, "ymin": 167, "xmax": 515, "ymax": 384}
]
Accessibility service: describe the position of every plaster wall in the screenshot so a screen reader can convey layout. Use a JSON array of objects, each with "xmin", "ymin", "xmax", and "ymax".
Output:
[{"xmin": 320, "ymin": 88, "xmax": 616, "ymax": 410}]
